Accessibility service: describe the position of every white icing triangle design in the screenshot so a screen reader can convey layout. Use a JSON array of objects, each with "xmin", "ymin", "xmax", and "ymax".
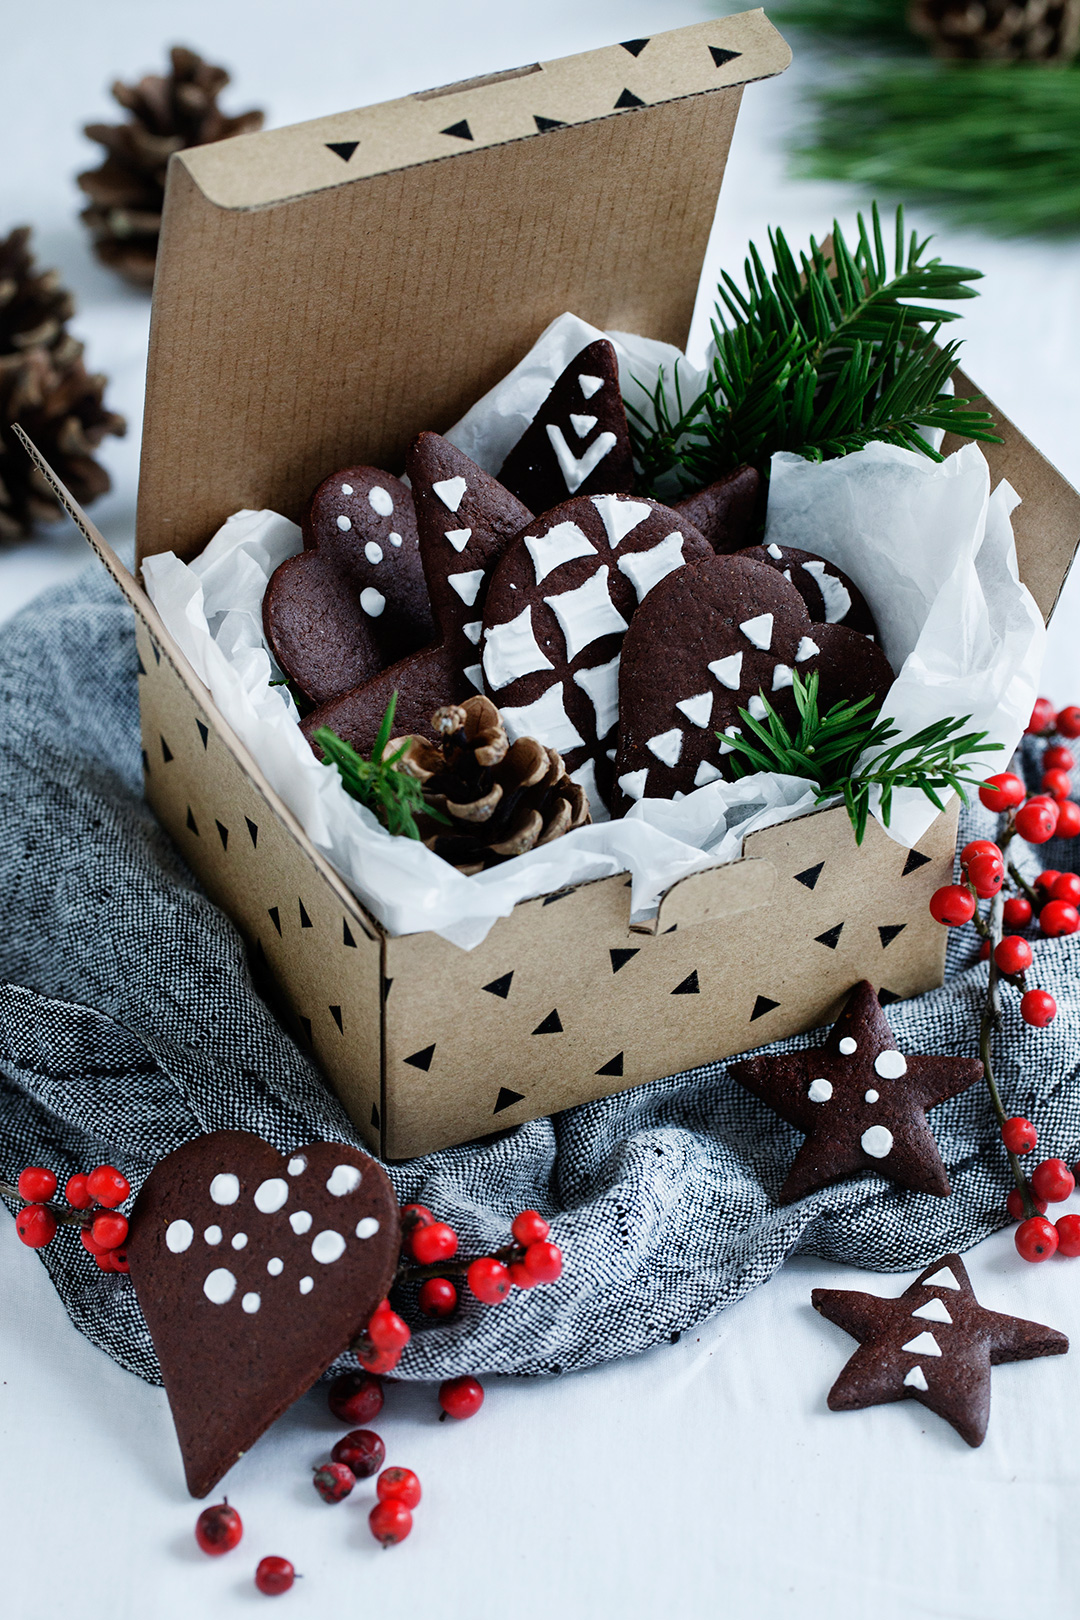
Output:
[
  {"xmin": 464, "ymin": 663, "xmax": 484, "ymax": 691},
  {"xmin": 646, "ymin": 728, "xmax": 683, "ymax": 768},
  {"xmin": 569, "ymin": 413, "xmax": 597, "ymax": 439},
  {"xmin": 463, "ymin": 621, "xmax": 482, "ymax": 645},
  {"xmin": 747, "ymin": 695, "xmax": 768, "ymax": 721},
  {"xmin": 618, "ymin": 767, "xmax": 649, "ymax": 801},
  {"xmin": 903, "ymin": 1365, "xmax": 929, "ymax": 1392},
  {"xmin": 802, "ymin": 559, "xmax": 851, "ymax": 623},
  {"xmin": 795, "ymin": 635, "xmax": 820, "ymax": 662},
  {"xmin": 911, "ymin": 1298, "xmax": 953, "ymax": 1325},
  {"xmin": 708, "ymin": 652, "xmax": 742, "ymax": 690},
  {"xmin": 546, "ymin": 425, "xmax": 617, "ymax": 494},
  {"xmin": 922, "ymin": 1266, "xmax": 962, "ymax": 1291},
  {"xmin": 772, "ymin": 664, "xmax": 794, "ymax": 691},
  {"xmin": 676, "ymin": 691, "xmax": 713, "ymax": 728},
  {"xmin": 717, "ymin": 726, "xmax": 741, "ymax": 755},
  {"xmin": 617, "ymin": 532, "xmax": 685, "ymax": 601},
  {"xmin": 901, "ymin": 1331, "xmax": 942, "ymax": 1357},
  {"xmin": 445, "ymin": 527, "xmax": 472, "ymax": 552},
  {"xmin": 432, "ymin": 476, "xmax": 467, "ymax": 513},
  {"xmin": 578, "ymin": 373, "xmax": 603, "ymax": 399},
  {"xmin": 694, "ymin": 759, "xmax": 723, "ymax": 787},
  {"xmin": 448, "ymin": 569, "xmax": 485, "ymax": 607},
  {"xmin": 739, "ymin": 613, "xmax": 774, "ymax": 651},
  {"xmin": 590, "ymin": 494, "xmax": 652, "ymax": 548},
  {"xmin": 525, "ymin": 520, "xmax": 595, "ymax": 585}
]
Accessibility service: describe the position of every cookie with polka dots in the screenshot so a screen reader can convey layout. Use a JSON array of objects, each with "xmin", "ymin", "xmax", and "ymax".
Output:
[
  {"xmin": 497, "ymin": 338, "xmax": 634, "ymax": 516},
  {"xmin": 611, "ymin": 552, "xmax": 894, "ymax": 811},
  {"xmin": 479, "ymin": 492, "xmax": 713, "ymax": 812},
  {"xmin": 301, "ymin": 434, "xmax": 531, "ymax": 755},
  {"xmin": 263, "ymin": 467, "xmax": 432, "ymax": 704},
  {"xmin": 673, "ymin": 464, "xmax": 762, "ymax": 553},
  {"xmin": 729, "ymin": 981, "xmax": 983, "ymax": 1204},
  {"xmin": 737, "ymin": 542, "xmax": 877, "ymax": 638},
  {"xmin": 125, "ymin": 1131, "xmax": 399, "ymax": 1498}
]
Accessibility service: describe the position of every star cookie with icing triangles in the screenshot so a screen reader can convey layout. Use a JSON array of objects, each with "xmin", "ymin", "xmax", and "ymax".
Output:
[
  {"xmin": 812, "ymin": 1254, "xmax": 1068, "ymax": 1447},
  {"xmin": 730, "ymin": 980, "xmax": 983, "ymax": 1203}
]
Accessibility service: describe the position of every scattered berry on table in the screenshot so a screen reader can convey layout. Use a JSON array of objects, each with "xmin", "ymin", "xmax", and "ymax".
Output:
[
  {"xmin": 1055, "ymin": 704, "xmax": 1080, "ymax": 738},
  {"xmin": 1001, "ymin": 1117, "xmax": 1037, "ymax": 1155},
  {"xmin": 369, "ymin": 1498, "xmax": 412, "ymax": 1547},
  {"xmin": 254, "ymin": 1556, "xmax": 295, "ymax": 1595},
  {"xmin": 17, "ymin": 1167, "xmax": 57, "ymax": 1203},
  {"xmin": 65, "ymin": 1172, "xmax": 93, "ymax": 1209},
  {"xmin": 1038, "ymin": 900, "xmax": 1080, "ymax": 938},
  {"xmin": 1026, "ymin": 697, "xmax": 1055, "ymax": 735},
  {"xmin": 327, "ymin": 1370, "xmax": 384, "ymax": 1426},
  {"xmin": 523, "ymin": 1241, "xmax": 563, "ymax": 1284},
  {"xmin": 410, "ymin": 1221, "xmax": 458, "ymax": 1266},
  {"xmin": 194, "ymin": 1500, "xmax": 243, "ymax": 1555},
  {"xmin": 978, "ymin": 772, "xmax": 1025, "ymax": 810},
  {"xmin": 15, "ymin": 1204, "xmax": 57, "ymax": 1248},
  {"xmin": 438, "ymin": 1375, "xmax": 484, "ymax": 1420},
  {"xmin": 418, "ymin": 1277, "xmax": 458, "ymax": 1317},
  {"xmin": 1031, "ymin": 1158, "xmax": 1076, "ymax": 1204},
  {"xmin": 1003, "ymin": 895, "xmax": 1033, "ymax": 929},
  {"xmin": 1006, "ymin": 1187, "xmax": 1047, "ymax": 1221},
  {"xmin": 312, "ymin": 1461, "xmax": 355, "ymax": 1503},
  {"xmin": 467, "ymin": 1256, "xmax": 512, "ymax": 1304},
  {"xmin": 1015, "ymin": 1215, "xmax": 1059, "ymax": 1262},
  {"xmin": 1055, "ymin": 1214, "xmax": 1080, "ymax": 1257},
  {"xmin": 85, "ymin": 1165, "xmax": 130, "ymax": 1208},
  {"xmin": 930, "ymin": 885, "xmax": 976, "ymax": 927},
  {"xmin": 1020, "ymin": 989, "xmax": 1057, "ymax": 1027},
  {"xmin": 511, "ymin": 1210, "xmax": 550, "ymax": 1246},
  {"xmin": 331, "ymin": 1429, "xmax": 385, "ymax": 1478},
  {"xmin": 377, "ymin": 1467, "xmax": 422, "ymax": 1509}
]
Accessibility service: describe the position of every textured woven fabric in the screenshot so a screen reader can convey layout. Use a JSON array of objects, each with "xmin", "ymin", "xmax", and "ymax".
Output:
[{"xmin": 2, "ymin": 568, "xmax": 1078, "ymax": 1387}]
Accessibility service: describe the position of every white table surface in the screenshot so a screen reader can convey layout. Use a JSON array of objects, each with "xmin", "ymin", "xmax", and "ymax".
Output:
[{"xmin": 3, "ymin": 5, "xmax": 1080, "ymax": 1617}]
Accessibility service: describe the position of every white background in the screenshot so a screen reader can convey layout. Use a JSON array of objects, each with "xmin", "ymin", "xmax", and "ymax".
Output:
[{"xmin": 2, "ymin": 4, "xmax": 1080, "ymax": 1616}]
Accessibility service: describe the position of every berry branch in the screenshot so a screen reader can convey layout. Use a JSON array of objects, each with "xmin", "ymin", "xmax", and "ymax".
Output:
[{"xmin": 2, "ymin": 1164, "xmax": 132, "ymax": 1270}]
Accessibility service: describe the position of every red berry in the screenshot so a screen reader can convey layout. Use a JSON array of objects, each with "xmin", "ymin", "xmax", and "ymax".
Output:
[
  {"xmin": 367, "ymin": 1304, "xmax": 411, "ymax": 1353},
  {"xmin": 467, "ymin": 1256, "xmax": 512, "ymax": 1304},
  {"xmin": 17, "ymin": 1167, "xmax": 57, "ymax": 1203},
  {"xmin": 979, "ymin": 772, "xmax": 1026, "ymax": 811},
  {"xmin": 356, "ymin": 1341, "xmax": 401, "ymax": 1376},
  {"xmin": 1031, "ymin": 1158, "xmax": 1076, "ymax": 1204},
  {"xmin": 960, "ymin": 838, "xmax": 1002, "ymax": 865},
  {"xmin": 65, "ymin": 1173, "xmax": 93, "ymax": 1210},
  {"xmin": 15, "ymin": 1204, "xmax": 57, "ymax": 1249},
  {"xmin": 929, "ymin": 885, "xmax": 976, "ymax": 927},
  {"xmin": 410, "ymin": 1221, "xmax": 458, "ymax": 1266},
  {"xmin": 369, "ymin": 1499, "xmax": 412, "ymax": 1547},
  {"xmin": 418, "ymin": 1277, "xmax": 458, "ymax": 1318},
  {"xmin": 1001, "ymin": 1117, "xmax": 1037, "ymax": 1155},
  {"xmin": 377, "ymin": 1467, "xmax": 421, "ymax": 1509},
  {"xmin": 994, "ymin": 936, "xmax": 1033, "ymax": 976},
  {"xmin": 80, "ymin": 1225, "xmax": 109, "ymax": 1257},
  {"xmin": 331, "ymin": 1428, "xmax": 385, "ymax": 1478},
  {"xmin": 1055, "ymin": 800, "xmax": 1080, "ymax": 838},
  {"xmin": 195, "ymin": 1500, "xmax": 243, "ymax": 1555},
  {"xmin": 1015, "ymin": 801, "xmax": 1058, "ymax": 843},
  {"xmin": 327, "ymin": 1370, "xmax": 384, "ymax": 1426},
  {"xmin": 1043, "ymin": 769, "xmax": 1073, "ymax": 801},
  {"xmin": 91, "ymin": 1211, "xmax": 129, "ymax": 1251},
  {"xmin": 400, "ymin": 1203, "xmax": 434, "ymax": 1235},
  {"xmin": 1034, "ymin": 869, "xmax": 1061, "ymax": 894},
  {"xmin": 1055, "ymin": 704, "xmax": 1080, "ymax": 738},
  {"xmin": 523, "ymin": 1240, "xmax": 563, "ymax": 1284},
  {"xmin": 1055, "ymin": 1214, "xmax": 1080, "ymax": 1257},
  {"xmin": 85, "ymin": 1165, "xmax": 130, "ymax": 1208},
  {"xmin": 1050, "ymin": 872, "xmax": 1080, "ymax": 906},
  {"xmin": 1015, "ymin": 1215, "xmax": 1059, "ymax": 1262},
  {"xmin": 1006, "ymin": 1187, "xmax": 1047, "ymax": 1221},
  {"xmin": 313, "ymin": 1461, "xmax": 355, "ymax": 1502},
  {"xmin": 509, "ymin": 1261, "xmax": 536, "ymax": 1288},
  {"xmin": 254, "ymin": 1556, "xmax": 295, "ymax": 1595},
  {"xmin": 965, "ymin": 852, "xmax": 1004, "ymax": 898},
  {"xmin": 1027, "ymin": 697, "xmax": 1056, "ymax": 735},
  {"xmin": 1039, "ymin": 900, "xmax": 1079, "ymax": 937},
  {"xmin": 1044, "ymin": 746, "xmax": 1075, "ymax": 772},
  {"xmin": 438, "ymin": 1375, "xmax": 484, "ymax": 1420},
  {"xmin": 1003, "ymin": 895, "xmax": 1033, "ymax": 928},
  {"xmin": 95, "ymin": 1249, "xmax": 125, "ymax": 1272},
  {"xmin": 511, "ymin": 1210, "xmax": 551, "ymax": 1246},
  {"xmin": 1021, "ymin": 988, "xmax": 1057, "ymax": 1026},
  {"xmin": 977, "ymin": 940, "xmax": 992, "ymax": 961}
]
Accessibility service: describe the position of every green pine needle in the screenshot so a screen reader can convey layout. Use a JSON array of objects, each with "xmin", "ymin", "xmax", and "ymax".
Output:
[
  {"xmin": 767, "ymin": 0, "xmax": 911, "ymax": 41},
  {"xmin": 313, "ymin": 694, "xmax": 445, "ymax": 841},
  {"xmin": 724, "ymin": 668, "xmax": 1002, "ymax": 843},
  {"xmin": 628, "ymin": 202, "xmax": 999, "ymax": 497}
]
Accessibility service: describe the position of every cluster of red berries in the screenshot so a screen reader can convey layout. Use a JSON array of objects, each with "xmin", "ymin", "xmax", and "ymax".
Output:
[
  {"xmin": 404, "ymin": 1204, "xmax": 563, "ymax": 1309},
  {"xmin": 997, "ymin": 1119, "xmax": 1080, "ymax": 1262},
  {"xmin": 313, "ymin": 1440, "xmax": 422, "ymax": 1548},
  {"xmin": 195, "ymin": 1499, "xmax": 296, "ymax": 1595},
  {"xmin": 11, "ymin": 1163, "xmax": 132, "ymax": 1271}
]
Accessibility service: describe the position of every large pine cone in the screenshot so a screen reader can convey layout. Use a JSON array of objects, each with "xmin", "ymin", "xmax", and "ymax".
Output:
[
  {"xmin": 0, "ymin": 227, "xmax": 125, "ymax": 542},
  {"xmin": 390, "ymin": 697, "xmax": 591, "ymax": 874},
  {"xmin": 77, "ymin": 46, "xmax": 264, "ymax": 287},
  {"xmin": 909, "ymin": 0, "xmax": 1080, "ymax": 59}
]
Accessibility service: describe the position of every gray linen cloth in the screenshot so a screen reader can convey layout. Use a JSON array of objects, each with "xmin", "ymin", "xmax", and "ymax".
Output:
[{"xmin": 2, "ymin": 568, "xmax": 1078, "ymax": 1385}]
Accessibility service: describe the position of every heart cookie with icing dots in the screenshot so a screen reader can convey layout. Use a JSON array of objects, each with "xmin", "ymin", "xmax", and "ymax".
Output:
[
  {"xmin": 480, "ymin": 493, "xmax": 712, "ymax": 813},
  {"xmin": 125, "ymin": 1131, "xmax": 399, "ymax": 1498},
  {"xmin": 497, "ymin": 338, "xmax": 634, "ymax": 517},
  {"xmin": 263, "ymin": 467, "xmax": 433, "ymax": 704},
  {"xmin": 737, "ymin": 542, "xmax": 877, "ymax": 638},
  {"xmin": 302, "ymin": 434, "xmax": 531, "ymax": 755},
  {"xmin": 613, "ymin": 551, "xmax": 895, "ymax": 810}
]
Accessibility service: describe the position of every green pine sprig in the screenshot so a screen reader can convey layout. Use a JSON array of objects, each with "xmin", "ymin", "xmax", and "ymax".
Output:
[
  {"xmin": 627, "ymin": 203, "xmax": 999, "ymax": 498},
  {"xmin": 723, "ymin": 668, "xmax": 1001, "ymax": 843},
  {"xmin": 313, "ymin": 694, "xmax": 445, "ymax": 841}
]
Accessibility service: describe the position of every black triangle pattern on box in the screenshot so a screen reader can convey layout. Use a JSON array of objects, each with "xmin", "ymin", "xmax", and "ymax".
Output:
[
  {"xmin": 161, "ymin": 735, "xmax": 173, "ymax": 763},
  {"xmin": 878, "ymin": 988, "xmax": 902, "ymax": 1006},
  {"xmin": 494, "ymin": 1086, "xmax": 525, "ymax": 1114},
  {"xmin": 326, "ymin": 140, "xmax": 358, "ymax": 162},
  {"xmin": 185, "ymin": 806, "xmax": 198, "ymax": 835},
  {"xmin": 329, "ymin": 1005, "xmax": 343, "ymax": 1033},
  {"xmin": 614, "ymin": 87, "xmax": 645, "ymax": 109},
  {"xmin": 543, "ymin": 889, "xmax": 572, "ymax": 906},
  {"xmin": 751, "ymin": 995, "xmax": 779, "ymax": 1020},
  {"xmin": 483, "ymin": 972, "xmax": 514, "ymax": 999},
  {"xmin": 672, "ymin": 971, "xmax": 700, "ymax": 995},
  {"xmin": 137, "ymin": 651, "xmax": 147, "ymax": 676},
  {"xmin": 268, "ymin": 906, "xmax": 281, "ymax": 935},
  {"xmin": 814, "ymin": 922, "xmax": 844, "ymax": 950},
  {"xmin": 382, "ymin": 977, "xmax": 393, "ymax": 1002},
  {"xmin": 252, "ymin": 938, "xmax": 268, "ymax": 971},
  {"xmin": 620, "ymin": 37, "xmax": 650, "ymax": 55},
  {"xmin": 246, "ymin": 817, "xmax": 259, "ymax": 848},
  {"xmin": 610, "ymin": 947, "xmax": 639, "ymax": 973},
  {"xmin": 663, "ymin": 923, "xmax": 678, "ymax": 934},
  {"xmin": 709, "ymin": 45, "xmax": 742, "ymax": 66},
  {"xmin": 151, "ymin": 641, "xmax": 161, "ymax": 664},
  {"xmin": 343, "ymin": 918, "xmax": 356, "ymax": 948},
  {"xmin": 404, "ymin": 1044, "xmax": 436, "ymax": 1071},
  {"xmin": 533, "ymin": 1009, "xmax": 563, "ymax": 1035},
  {"xmin": 215, "ymin": 820, "xmax": 229, "ymax": 851},
  {"xmin": 299, "ymin": 899, "xmax": 313, "ymax": 929},
  {"xmin": 879, "ymin": 924, "xmax": 907, "ymax": 948},
  {"xmin": 596, "ymin": 1052, "xmax": 624, "ymax": 1077},
  {"xmin": 196, "ymin": 719, "xmax": 209, "ymax": 750},
  {"xmin": 298, "ymin": 1016, "xmax": 312, "ymax": 1045},
  {"xmin": 794, "ymin": 862, "xmax": 824, "ymax": 891},
  {"xmin": 533, "ymin": 114, "xmax": 566, "ymax": 132},
  {"xmin": 902, "ymin": 848, "xmax": 932, "ymax": 876},
  {"xmin": 441, "ymin": 119, "xmax": 473, "ymax": 141},
  {"xmin": 371, "ymin": 1104, "xmax": 380, "ymax": 1129},
  {"xmin": 141, "ymin": 749, "xmax": 149, "ymax": 775}
]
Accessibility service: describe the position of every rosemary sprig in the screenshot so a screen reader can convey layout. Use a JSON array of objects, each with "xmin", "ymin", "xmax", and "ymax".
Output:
[
  {"xmin": 313, "ymin": 695, "xmax": 445, "ymax": 841},
  {"xmin": 724, "ymin": 668, "xmax": 1001, "ymax": 843}
]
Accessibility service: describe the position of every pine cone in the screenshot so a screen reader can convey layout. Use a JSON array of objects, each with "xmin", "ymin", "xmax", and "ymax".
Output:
[
  {"xmin": 909, "ymin": 0, "xmax": 1080, "ymax": 59},
  {"xmin": 77, "ymin": 46, "xmax": 265, "ymax": 287},
  {"xmin": 0, "ymin": 227, "xmax": 125, "ymax": 543},
  {"xmin": 390, "ymin": 696, "xmax": 592, "ymax": 874}
]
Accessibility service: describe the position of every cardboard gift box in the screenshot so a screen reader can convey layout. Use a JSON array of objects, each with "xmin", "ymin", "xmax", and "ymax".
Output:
[{"xmin": 25, "ymin": 11, "xmax": 1080, "ymax": 1159}]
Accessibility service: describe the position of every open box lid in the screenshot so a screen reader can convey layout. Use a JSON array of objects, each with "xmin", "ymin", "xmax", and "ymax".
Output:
[{"xmin": 136, "ymin": 10, "xmax": 791, "ymax": 564}]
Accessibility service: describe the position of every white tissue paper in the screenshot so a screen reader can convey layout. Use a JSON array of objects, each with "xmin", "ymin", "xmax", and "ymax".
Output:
[{"xmin": 142, "ymin": 311, "xmax": 1044, "ymax": 947}]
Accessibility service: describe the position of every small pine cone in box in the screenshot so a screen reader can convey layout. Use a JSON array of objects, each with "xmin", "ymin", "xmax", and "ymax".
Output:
[
  {"xmin": 909, "ymin": 0, "xmax": 1080, "ymax": 60},
  {"xmin": 390, "ymin": 696, "xmax": 591, "ymax": 874}
]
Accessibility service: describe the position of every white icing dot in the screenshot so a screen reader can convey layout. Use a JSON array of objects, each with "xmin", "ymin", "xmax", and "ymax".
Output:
[
  {"xmin": 447, "ymin": 569, "xmax": 485, "ymax": 607},
  {"xmin": 204, "ymin": 1225, "xmax": 222, "ymax": 1246},
  {"xmin": 796, "ymin": 636, "xmax": 820, "ymax": 663},
  {"xmin": 677, "ymin": 691, "xmax": 713, "ymax": 728},
  {"xmin": 364, "ymin": 541, "xmax": 383, "ymax": 565},
  {"xmin": 368, "ymin": 485, "xmax": 394, "ymax": 517},
  {"xmin": 267, "ymin": 1257, "xmax": 284, "ymax": 1276},
  {"xmin": 546, "ymin": 425, "xmax": 617, "ymax": 491},
  {"xmin": 901, "ymin": 1331, "xmax": 942, "ymax": 1357},
  {"xmin": 482, "ymin": 605, "xmax": 555, "ymax": 690},
  {"xmin": 287, "ymin": 1155, "xmax": 307, "ymax": 1176},
  {"xmin": 861, "ymin": 1125, "xmax": 894, "ymax": 1159},
  {"xmin": 694, "ymin": 759, "xmax": 723, "ymax": 787},
  {"xmin": 360, "ymin": 587, "xmax": 385, "ymax": 618},
  {"xmin": 716, "ymin": 726, "xmax": 741, "ymax": 754},
  {"xmin": 802, "ymin": 560, "xmax": 852, "ymax": 623},
  {"xmin": 578, "ymin": 373, "xmax": 603, "ymax": 399},
  {"xmin": 617, "ymin": 531, "xmax": 687, "ymax": 602},
  {"xmin": 203, "ymin": 1267, "xmax": 236, "ymax": 1305},
  {"xmin": 646, "ymin": 728, "xmax": 683, "ymax": 768},
  {"xmin": 739, "ymin": 613, "xmax": 774, "ymax": 651},
  {"xmin": 590, "ymin": 494, "xmax": 651, "ymax": 548},
  {"xmin": 618, "ymin": 768, "xmax": 649, "ymax": 802},
  {"xmin": 500, "ymin": 685, "xmax": 586, "ymax": 755},
  {"xmin": 336, "ymin": 514, "xmax": 352, "ymax": 532},
  {"xmin": 904, "ymin": 1365, "xmax": 929, "ymax": 1392},
  {"xmin": 210, "ymin": 1173, "xmax": 240, "ymax": 1205},
  {"xmin": 312, "ymin": 1230, "xmax": 347, "ymax": 1265},
  {"xmin": 772, "ymin": 664, "xmax": 794, "ymax": 692},
  {"xmin": 254, "ymin": 1177, "xmax": 289, "ymax": 1214},
  {"xmin": 874, "ymin": 1050, "xmax": 908, "ymax": 1080},
  {"xmin": 299, "ymin": 1276, "xmax": 314, "ymax": 1294},
  {"xmin": 389, "ymin": 532, "xmax": 402, "ymax": 547},
  {"xmin": 923, "ymin": 1266, "xmax": 961, "ymax": 1291},
  {"xmin": 242, "ymin": 1292, "xmax": 261, "ymax": 1314},
  {"xmin": 231, "ymin": 1232, "xmax": 248, "ymax": 1250},
  {"xmin": 569, "ymin": 412, "xmax": 598, "ymax": 438},
  {"xmin": 708, "ymin": 652, "xmax": 743, "ymax": 691},
  {"xmin": 545, "ymin": 567, "xmax": 629, "ymax": 664},
  {"xmin": 165, "ymin": 1219, "xmax": 193, "ymax": 1254},
  {"xmin": 326, "ymin": 1164, "xmax": 362, "ymax": 1197},
  {"xmin": 808, "ymin": 1078, "xmax": 833, "ymax": 1102},
  {"xmin": 289, "ymin": 1210, "xmax": 313, "ymax": 1235},
  {"xmin": 766, "ymin": 543, "xmax": 783, "ymax": 559},
  {"xmin": 839, "ymin": 1037, "xmax": 858, "ymax": 1055},
  {"xmin": 340, "ymin": 483, "xmax": 353, "ymax": 496},
  {"xmin": 463, "ymin": 620, "xmax": 482, "ymax": 645},
  {"xmin": 525, "ymin": 520, "xmax": 595, "ymax": 584},
  {"xmin": 445, "ymin": 527, "xmax": 472, "ymax": 552},
  {"xmin": 747, "ymin": 695, "xmax": 768, "ymax": 721},
  {"xmin": 572, "ymin": 654, "xmax": 621, "ymax": 738},
  {"xmin": 432, "ymin": 476, "xmax": 467, "ymax": 513},
  {"xmin": 355, "ymin": 1217, "xmax": 380, "ymax": 1239},
  {"xmin": 912, "ymin": 1297, "xmax": 952, "ymax": 1324},
  {"xmin": 864, "ymin": 1089, "xmax": 879, "ymax": 1104}
]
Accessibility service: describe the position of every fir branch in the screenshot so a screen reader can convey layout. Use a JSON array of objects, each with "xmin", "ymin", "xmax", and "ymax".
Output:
[
  {"xmin": 724, "ymin": 669, "xmax": 1001, "ymax": 843},
  {"xmin": 313, "ymin": 695, "xmax": 445, "ymax": 841},
  {"xmin": 766, "ymin": 0, "xmax": 911, "ymax": 42}
]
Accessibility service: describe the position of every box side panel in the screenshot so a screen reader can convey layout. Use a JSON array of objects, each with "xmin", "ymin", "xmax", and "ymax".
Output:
[
  {"xmin": 381, "ymin": 801, "xmax": 957, "ymax": 1158},
  {"xmin": 135, "ymin": 622, "xmax": 385, "ymax": 1151}
]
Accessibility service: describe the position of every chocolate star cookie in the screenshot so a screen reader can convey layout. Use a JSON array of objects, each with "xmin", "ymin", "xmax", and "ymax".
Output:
[
  {"xmin": 813, "ymin": 1253, "xmax": 1068, "ymax": 1447},
  {"xmin": 729, "ymin": 981, "xmax": 983, "ymax": 1202},
  {"xmin": 673, "ymin": 464, "xmax": 762, "ymax": 552}
]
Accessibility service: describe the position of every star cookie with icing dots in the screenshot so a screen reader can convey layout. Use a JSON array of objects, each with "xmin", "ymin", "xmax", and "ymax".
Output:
[
  {"xmin": 729, "ymin": 980, "xmax": 984, "ymax": 1203},
  {"xmin": 812, "ymin": 1253, "xmax": 1068, "ymax": 1447}
]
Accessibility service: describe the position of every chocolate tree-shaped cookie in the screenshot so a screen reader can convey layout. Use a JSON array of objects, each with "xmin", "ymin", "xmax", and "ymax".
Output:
[
  {"xmin": 673, "ymin": 464, "xmax": 762, "ymax": 552},
  {"xmin": 480, "ymin": 493, "xmax": 712, "ymax": 812},
  {"xmin": 263, "ymin": 467, "xmax": 432, "ymax": 704},
  {"xmin": 302, "ymin": 434, "xmax": 530, "ymax": 754},
  {"xmin": 497, "ymin": 339, "xmax": 634, "ymax": 516},
  {"xmin": 612, "ymin": 552, "xmax": 894, "ymax": 809}
]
